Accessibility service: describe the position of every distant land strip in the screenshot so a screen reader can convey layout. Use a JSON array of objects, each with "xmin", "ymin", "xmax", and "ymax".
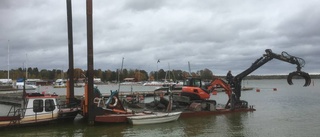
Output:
[{"xmin": 216, "ymin": 74, "xmax": 320, "ymax": 80}]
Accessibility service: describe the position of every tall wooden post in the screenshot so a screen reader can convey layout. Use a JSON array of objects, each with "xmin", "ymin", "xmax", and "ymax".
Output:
[
  {"xmin": 86, "ymin": 0, "xmax": 95, "ymax": 125},
  {"xmin": 66, "ymin": 0, "xmax": 75, "ymax": 104}
]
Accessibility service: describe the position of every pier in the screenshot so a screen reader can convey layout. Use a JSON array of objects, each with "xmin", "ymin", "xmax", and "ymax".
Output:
[
  {"xmin": 0, "ymin": 90, "xmax": 182, "ymax": 105},
  {"xmin": 0, "ymin": 92, "xmax": 22, "ymax": 105}
]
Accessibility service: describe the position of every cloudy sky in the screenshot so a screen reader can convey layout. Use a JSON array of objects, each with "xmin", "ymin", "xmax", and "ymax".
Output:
[{"xmin": 0, "ymin": 0, "xmax": 319, "ymax": 76}]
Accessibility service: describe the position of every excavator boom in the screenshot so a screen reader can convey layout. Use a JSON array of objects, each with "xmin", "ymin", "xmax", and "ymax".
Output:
[
  {"xmin": 180, "ymin": 49, "xmax": 311, "ymax": 110},
  {"xmin": 232, "ymin": 49, "xmax": 311, "ymax": 102}
]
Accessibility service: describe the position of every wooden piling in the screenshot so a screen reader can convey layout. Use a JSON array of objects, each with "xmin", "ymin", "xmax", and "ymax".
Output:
[{"xmin": 86, "ymin": 0, "xmax": 95, "ymax": 125}]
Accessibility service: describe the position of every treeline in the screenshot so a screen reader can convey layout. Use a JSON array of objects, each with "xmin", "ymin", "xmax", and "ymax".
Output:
[{"xmin": 0, "ymin": 67, "xmax": 216, "ymax": 82}]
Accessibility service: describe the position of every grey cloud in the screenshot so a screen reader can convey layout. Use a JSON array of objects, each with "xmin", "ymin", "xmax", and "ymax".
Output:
[{"xmin": 1, "ymin": 0, "xmax": 319, "ymax": 76}]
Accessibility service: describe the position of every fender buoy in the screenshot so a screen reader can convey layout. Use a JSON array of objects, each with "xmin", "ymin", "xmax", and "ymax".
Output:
[
  {"xmin": 109, "ymin": 96, "xmax": 118, "ymax": 108},
  {"xmin": 93, "ymin": 97, "xmax": 101, "ymax": 104}
]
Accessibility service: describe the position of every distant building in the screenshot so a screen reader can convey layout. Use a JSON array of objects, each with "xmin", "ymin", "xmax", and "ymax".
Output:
[
  {"xmin": 123, "ymin": 78, "xmax": 135, "ymax": 82},
  {"xmin": 94, "ymin": 78, "xmax": 102, "ymax": 83},
  {"xmin": 120, "ymin": 78, "xmax": 138, "ymax": 85}
]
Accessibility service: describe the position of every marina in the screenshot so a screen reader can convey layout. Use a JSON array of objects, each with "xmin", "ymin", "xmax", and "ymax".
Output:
[
  {"xmin": 0, "ymin": 79, "xmax": 319, "ymax": 136},
  {"xmin": 1, "ymin": 1, "xmax": 319, "ymax": 136}
]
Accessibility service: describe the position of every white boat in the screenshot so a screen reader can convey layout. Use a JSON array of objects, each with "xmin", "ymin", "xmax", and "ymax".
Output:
[
  {"xmin": 0, "ymin": 92, "xmax": 79, "ymax": 127},
  {"xmin": 127, "ymin": 111, "xmax": 181, "ymax": 125},
  {"xmin": 15, "ymin": 79, "xmax": 38, "ymax": 90},
  {"xmin": 53, "ymin": 79, "xmax": 67, "ymax": 88},
  {"xmin": 143, "ymin": 81, "xmax": 164, "ymax": 86},
  {"xmin": 143, "ymin": 81, "xmax": 183, "ymax": 87}
]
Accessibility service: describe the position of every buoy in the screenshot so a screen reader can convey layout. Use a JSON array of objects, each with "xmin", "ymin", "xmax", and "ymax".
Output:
[
  {"xmin": 256, "ymin": 88, "xmax": 260, "ymax": 92},
  {"xmin": 273, "ymin": 88, "xmax": 277, "ymax": 91}
]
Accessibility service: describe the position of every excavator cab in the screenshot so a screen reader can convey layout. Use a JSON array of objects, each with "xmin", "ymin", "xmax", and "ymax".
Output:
[
  {"xmin": 181, "ymin": 77, "xmax": 211, "ymax": 100},
  {"xmin": 183, "ymin": 77, "xmax": 202, "ymax": 87}
]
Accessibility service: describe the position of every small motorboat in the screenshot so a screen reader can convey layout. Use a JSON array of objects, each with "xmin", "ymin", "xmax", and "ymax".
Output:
[
  {"xmin": 15, "ymin": 79, "xmax": 38, "ymax": 90},
  {"xmin": 127, "ymin": 111, "xmax": 181, "ymax": 125}
]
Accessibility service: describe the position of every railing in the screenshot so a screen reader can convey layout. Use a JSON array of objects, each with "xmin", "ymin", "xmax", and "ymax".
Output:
[
  {"xmin": 4, "ymin": 105, "xmax": 21, "ymax": 125},
  {"xmin": 23, "ymin": 106, "xmax": 56, "ymax": 122}
]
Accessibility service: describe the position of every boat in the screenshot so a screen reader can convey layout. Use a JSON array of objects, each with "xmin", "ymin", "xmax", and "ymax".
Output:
[
  {"xmin": 53, "ymin": 79, "xmax": 67, "ymax": 88},
  {"xmin": 143, "ymin": 81, "xmax": 183, "ymax": 88},
  {"xmin": 144, "ymin": 81, "xmax": 256, "ymax": 118},
  {"xmin": 122, "ymin": 95, "xmax": 145, "ymax": 109},
  {"xmin": 0, "ymin": 92, "xmax": 79, "ymax": 128},
  {"xmin": 87, "ymin": 89, "xmax": 161, "ymax": 123},
  {"xmin": 0, "ymin": 80, "xmax": 15, "ymax": 91},
  {"xmin": 143, "ymin": 81, "xmax": 165, "ymax": 86},
  {"xmin": 15, "ymin": 79, "xmax": 38, "ymax": 90},
  {"xmin": 127, "ymin": 111, "xmax": 181, "ymax": 125},
  {"xmin": 242, "ymin": 87, "xmax": 254, "ymax": 91},
  {"xmin": 89, "ymin": 90, "xmax": 136, "ymax": 123}
]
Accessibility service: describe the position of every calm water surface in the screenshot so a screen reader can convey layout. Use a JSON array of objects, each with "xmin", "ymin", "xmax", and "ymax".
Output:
[{"xmin": 1, "ymin": 79, "xmax": 320, "ymax": 137}]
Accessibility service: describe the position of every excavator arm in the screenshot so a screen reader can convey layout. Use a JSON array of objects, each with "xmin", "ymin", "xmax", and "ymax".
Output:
[
  {"xmin": 207, "ymin": 78, "xmax": 235, "ymax": 108},
  {"xmin": 231, "ymin": 49, "xmax": 311, "ymax": 106},
  {"xmin": 207, "ymin": 78, "xmax": 232, "ymax": 99}
]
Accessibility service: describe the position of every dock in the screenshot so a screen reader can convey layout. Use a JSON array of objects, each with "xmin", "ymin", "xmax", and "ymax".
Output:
[
  {"xmin": 0, "ymin": 92, "xmax": 23, "ymax": 105},
  {"xmin": 0, "ymin": 90, "xmax": 182, "ymax": 105}
]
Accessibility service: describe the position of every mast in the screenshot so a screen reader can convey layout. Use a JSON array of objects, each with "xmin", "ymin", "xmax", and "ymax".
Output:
[
  {"xmin": 7, "ymin": 40, "xmax": 10, "ymax": 83},
  {"xmin": 118, "ymin": 57, "xmax": 124, "ymax": 92},
  {"xmin": 25, "ymin": 54, "xmax": 28, "ymax": 79},
  {"xmin": 188, "ymin": 61, "xmax": 191, "ymax": 76},
  {"xmin": 168, "ymin": 63, "xmax": 170, "ymax": 81}
]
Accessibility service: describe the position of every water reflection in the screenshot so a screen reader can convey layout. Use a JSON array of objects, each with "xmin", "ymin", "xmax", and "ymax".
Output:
[
  {"xmin": 224, "ymin": 113, "xmax": 247, "ymax": 137},
  {"xmin": 178, "ymin": 115, "xmax": 217, "ymax": 136},
  {"xmin": 2, "ymin": 79, "xmax": 319, "ymax": 136}
]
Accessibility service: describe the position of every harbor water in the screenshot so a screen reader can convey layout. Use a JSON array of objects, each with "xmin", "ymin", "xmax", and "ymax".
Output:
[{"xmin": 1, "ymin": 79, "xmax": 320, "ymax": 137}]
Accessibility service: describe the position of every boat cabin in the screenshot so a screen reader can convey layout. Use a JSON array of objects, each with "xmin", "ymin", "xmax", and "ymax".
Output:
[{"xmin": 23, "ymin": 93, "xmax": 59, "ymax": 120}]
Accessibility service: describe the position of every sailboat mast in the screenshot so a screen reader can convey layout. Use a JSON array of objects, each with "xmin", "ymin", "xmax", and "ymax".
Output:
[
  {"xmin": 168, "ymin": 63, "xmax": 170, "ymax": 81},
  {"xmin": 188, "ymin": 61, "xmax": 191, "ymax": 76},
  {"xmin": 7, "ymin": 40, "xmax": 10, "ymax": 82},
  {"xmin": 118, "ymin": 57, "xmax": 124, "ymax": 92},
  {"xmin": 25, "ymin": 54, "xmax": 28, "ymax": 79}
]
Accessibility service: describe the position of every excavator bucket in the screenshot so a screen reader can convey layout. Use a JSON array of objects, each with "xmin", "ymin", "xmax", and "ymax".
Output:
[{"xmin": 287, "ymin": 71, "xmax": 311, "ymax": 86}]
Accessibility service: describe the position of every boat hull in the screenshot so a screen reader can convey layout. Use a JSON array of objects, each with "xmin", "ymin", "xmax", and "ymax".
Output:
[
  {"xmin": 58, "ymin": 108, "xmax": 80, "ymax": 121},
  {"xmin": 93, "ymin": 107, "xmax": 255, "ymax": 124},
  {"xmin": 95, "ymin": 114, "xmax": 134, "ymax": 123},
  {"xmin": 0, "ymin": 110, "xmax": 79, "ymax": 128},
  {"xmin": 127, "ymin": 112, "xmax": 181, "ymax": 125},
  {"xmin": 0, "ymin": 115, "xmax": 20, "ymax": 121}
]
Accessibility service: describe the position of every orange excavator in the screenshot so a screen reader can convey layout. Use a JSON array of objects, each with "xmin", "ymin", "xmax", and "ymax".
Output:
[
  {"xmin": 181, "ymin": 49, "xmax": 311, "ymax": 109},
  {"xmin": 180, "ymin": 77, "xmax": 233, "ymax": 108}
]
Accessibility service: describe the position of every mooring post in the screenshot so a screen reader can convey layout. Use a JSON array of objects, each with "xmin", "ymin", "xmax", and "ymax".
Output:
[
  {"xmin": 86, "ymin": 0, "xmax": 95, "ymax": 125},
  {"xmin": 66, "ymin": 0, "xmax": 75, "ymax": 105}
]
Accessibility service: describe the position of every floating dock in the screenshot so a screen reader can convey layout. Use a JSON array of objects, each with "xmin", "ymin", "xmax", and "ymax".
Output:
[{"xmin": 0, "ymin": 90, "xmax": 182, "ymax": 105}]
